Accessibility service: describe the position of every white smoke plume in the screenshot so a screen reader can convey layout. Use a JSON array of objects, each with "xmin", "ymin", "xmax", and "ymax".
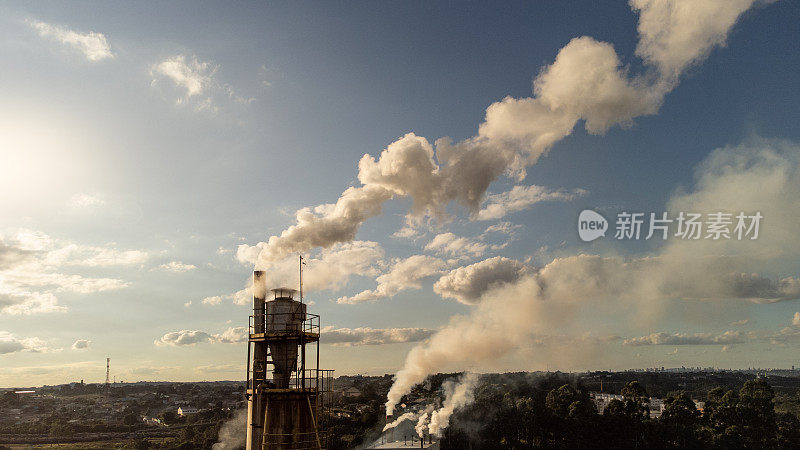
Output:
[
  {"xmin": 433, "ymin": 256, "xmax": 528, "ymax": 305},
  {"xmin": 212, "ymin": 408, "xmax": 247, "ymax": 450},
  {"xmin": 415, "ymin": 411, "xmax": 431, "ymax": 438},
  {"xmin": 386, "ymin": 137, "xmax": 800, "ymax": 415},
  {"xmin": 239, "ymin": 0, "xmax": 761, "ymax": 270},
  {"xmin": 428, "ymin": 373, "xmax": 480, "ymax": 437},
  {"xmin": 383, "ymin": 411, "xmax": 418, "ymax": 432}
]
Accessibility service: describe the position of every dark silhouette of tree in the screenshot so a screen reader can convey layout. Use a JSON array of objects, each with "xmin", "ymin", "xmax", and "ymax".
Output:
[{"xmin": 661, "ymin": 392, "xmax": 701, "ymax": 448}]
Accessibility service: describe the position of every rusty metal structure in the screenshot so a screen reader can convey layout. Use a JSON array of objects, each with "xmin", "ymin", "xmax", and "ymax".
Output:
[{"xmin": 246, "ymin": 270, "xmax": 333, "ymax": 450}]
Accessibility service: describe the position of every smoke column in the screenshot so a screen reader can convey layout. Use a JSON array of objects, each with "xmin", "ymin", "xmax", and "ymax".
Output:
[
  {"xmin": 382, "ymin": 411, "xmax": 418, "ymax": 432},
  {"xmin": 384, "ymin": 0, "xmax": 763, "ymax": 415},
  {"xmin": 415, "ymin": 411, "xmax": 430, "ymax": 438},
  {"xmin": 212, "ymin": 409, "xmax": 247, "ymax": 450},
  {"xmin": 428, "ymin": 373, "xmax": 480, "ymax": 437}
]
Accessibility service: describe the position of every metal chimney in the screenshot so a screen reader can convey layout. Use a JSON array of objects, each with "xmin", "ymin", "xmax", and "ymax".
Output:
[{"xmin": 245, "ymin": 268, "xmax": 333, "ymax": 449}]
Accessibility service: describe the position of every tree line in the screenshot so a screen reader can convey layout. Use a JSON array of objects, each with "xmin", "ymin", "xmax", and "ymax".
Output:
[{"xmin": 442, "ymin": 378, "xmax": 800, "ymax": 449}]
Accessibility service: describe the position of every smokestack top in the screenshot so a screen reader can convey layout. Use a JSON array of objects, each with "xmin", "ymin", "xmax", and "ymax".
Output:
[
  {"xmin": 253, "ymin": 271, "xmax": 267, "ymax": 300},
  {"xmin": 270, "ymin": 287, "xmax": 298, "ymax": 300}
]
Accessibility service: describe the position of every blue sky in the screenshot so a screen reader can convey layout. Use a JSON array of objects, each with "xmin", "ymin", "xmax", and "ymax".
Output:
[{"xmin": 1, "ymin": 0, "xmax": 799, "ymax": 388}]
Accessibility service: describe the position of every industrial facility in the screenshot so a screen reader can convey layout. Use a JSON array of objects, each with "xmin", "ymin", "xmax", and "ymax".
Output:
[{"xmin": 245, "ymin": 270, "xmax": 332, "ymax": 449}]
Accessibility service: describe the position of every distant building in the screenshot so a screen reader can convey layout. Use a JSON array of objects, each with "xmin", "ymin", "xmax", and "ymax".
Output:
[
  {"xmin": 178, "ymin": 406, "xmax": 198, "ymax": 416},
  {"xmin": 648, "ymin": 398, "xmax": 665, "ymax": 418},
  {"xmin": 342, "ymin": 387, "xmax": 362, "ymax": 398},
  {"xmin": 591, "ymin": 392, "xmax": 702, "ymax": 419},
  {"xmin": 590, "ymin": 392, "xmax": 623, "ymax": 415}
]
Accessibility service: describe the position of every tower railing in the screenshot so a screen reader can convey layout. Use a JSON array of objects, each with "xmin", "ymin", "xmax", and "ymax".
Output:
[{"xmin": 248, "ymin": 311, "xmax": 321, "ymax": 337}]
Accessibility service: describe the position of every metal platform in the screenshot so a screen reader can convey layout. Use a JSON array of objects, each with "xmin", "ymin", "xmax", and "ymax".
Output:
[{"xmin": 249, "ymin": 331, "xmax": 320, "ymax": 342}]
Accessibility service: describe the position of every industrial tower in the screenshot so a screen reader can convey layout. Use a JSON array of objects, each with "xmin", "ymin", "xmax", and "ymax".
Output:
[{"xmin": 246, "ymin": 270, "xmax": 332, "ymax": 449}]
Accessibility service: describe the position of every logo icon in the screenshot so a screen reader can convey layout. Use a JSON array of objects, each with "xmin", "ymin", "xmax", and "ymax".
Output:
[{"xmin": 578, "ymin": 210, "xmax": 608, "ymax": 242}]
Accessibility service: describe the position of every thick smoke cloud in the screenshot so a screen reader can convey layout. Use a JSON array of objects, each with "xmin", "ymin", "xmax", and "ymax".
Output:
[
  {"xmin": 237, "ymin": 185, "xmax": 392, "ymax": 266},
  {"xmin": 215, "ymin": 241, "xmax": 384, "ymax": 306},
  {"xmin": 387, "ymin": 136, "xmax": 800, "ymax": 415},
  {"xmin": 631, "ymin": 0, "xmax": 761, "ymax": 81},
  {"xmin": 428, "ymin": 373, "xmax": 479, "ymax": 437},
  {"xmin": 433, "ymin": 256, "xmax": 528, "ymax": 305}
]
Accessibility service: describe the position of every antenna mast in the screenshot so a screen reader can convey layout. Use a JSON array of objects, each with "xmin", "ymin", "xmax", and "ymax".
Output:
[
  {"xmin": 105, "ymin": 357, "xmax": 110, "ymax": 388},
  {"xmin": 299, "ymin": 254, "xmax": 305, "ymax": 303}
]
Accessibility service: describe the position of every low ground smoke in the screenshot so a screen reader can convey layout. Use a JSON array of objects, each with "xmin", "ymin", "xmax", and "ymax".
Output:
[
  {"xmin": 428, "ymin": 373, "xmax": 479, "ymax": 437},
  {"xmin": 212, "ymin": 409, "xmax": 247, "ymax": 450},
  {"xmin": 383, "ymin": 411, "xmax": 418, "ymax": 432}
]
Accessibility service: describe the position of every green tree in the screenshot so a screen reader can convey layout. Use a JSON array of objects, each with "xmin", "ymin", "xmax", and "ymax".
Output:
[
  {"xmin": 620, "ymin": 381, "xmax": 649, "ymax": 418},
  {"xmin": 545, "ymin": 384, "xmax": 582, "ymax": 419},
  {"xmin": 738, "ymin": 379, "xmax": 776, "ymax": 447},
  {"xmin": 661, "ymin": 392, "xmax": 701, "ymax": 448}
]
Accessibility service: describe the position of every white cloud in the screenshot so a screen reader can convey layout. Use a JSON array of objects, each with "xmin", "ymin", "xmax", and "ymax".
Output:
[
  {"xmin": 794, "ymin": 312, "xmax": 800, "ymax": 327},
  {"xmin": 482, "ymin": 221, "xmax": 522, "ymax": 236},
  {"xmin": 729, "ymin": 319, "xmax": 749, "ymax": 327},
  {"xmin": 0, "ymin": 332, "xmax": 48, "ymax": 354},
  {"xmin": 71, "ymin": 339, "xmax": 91, "ymax": 350},
  {"xmin": 222, "ymin": 241, "xmax": 384, "ymax": 306},
  {"xmin": 213, "ymin": 326, "xmax": 248, "ymax": 344},
  {"xmin": 155, "ymin": 327, "xmax": 248, "ymax": 346},
  {"xmin": 337, "ymin": 255, "xmax": 446, "ymax": 304},
  {"xmin": 623, "ymin": 331, "xmax": 746, "ymax": 346},
  {"xmin": 155, "ymin": 330, "xmax": 214, "ymax": 346},
  {"xmin": 0, "ymin": 230, "xmax": 144, "ymax": 315},
  {"xmin": 424, "ymin": 233, "xmax": 486, "ymax": 258},
  {"xmin": 202, "ymin": 295, "xmax": 223, "ymax": 305},
  {"xmin": 321, "ymin": 326, "xmax": 434, "ymax": 346},
  {"xmin": 152, "ymin": 55, "xmax": 216, "ymax": 100},
  {"xmin": 28, "ymin": 20, "xmax": 113, "ymax": 61},
  {"xmin": 261, "ymin": 241, "xmax": 384, "ymax": 293},
  {"xmin": 158, "ymin": 261, "xmax": 197, "ymax": 273},
  {"xmin": 151, "ymin": 54, "xmax": 252, "ymax": 111},
  {"xmin": 0, "ymin": 291, "xmax": 65, "ymax": 315},
  {"xmin": 69, "ymin": 193, "xmax": 104, "ymax": 208},
  {"xmin": 477, "ymin": 185, "xmax": 586, "ymax": 221}
]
